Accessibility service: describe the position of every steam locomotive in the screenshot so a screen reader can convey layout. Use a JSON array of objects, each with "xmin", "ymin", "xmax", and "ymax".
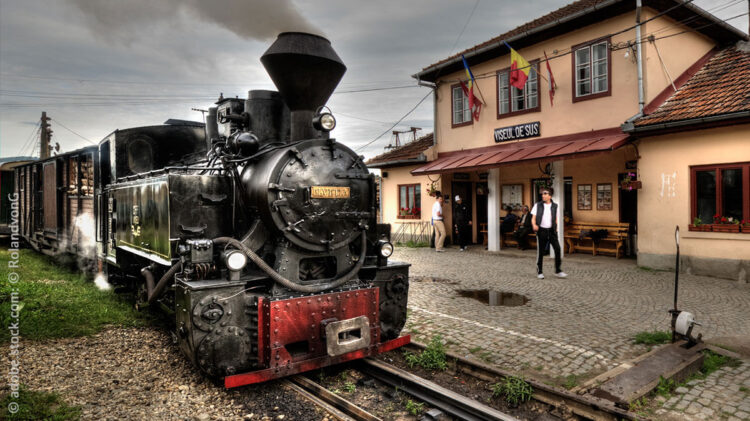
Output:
[{"xmin": 13, "ymin": 33, "xmax": 410, "ymax": 387}]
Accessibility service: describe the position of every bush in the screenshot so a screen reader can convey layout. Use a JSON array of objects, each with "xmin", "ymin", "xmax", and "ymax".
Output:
[
  {"xmin": 491, "ymin": 375, "xmax": 533, "ymax": 407},
  {"xmin": 404, "ymin": 335, "xmax": 447, "ymax": 371}
]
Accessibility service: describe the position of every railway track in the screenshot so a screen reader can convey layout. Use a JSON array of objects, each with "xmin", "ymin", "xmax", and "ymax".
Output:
[
  {"xmin": 288, "ymin": 358, "xmax": 519, "ymax": 421},
  {"xmin": 285, "ymin": 341, "xmax": 639, "ymax": 420}
]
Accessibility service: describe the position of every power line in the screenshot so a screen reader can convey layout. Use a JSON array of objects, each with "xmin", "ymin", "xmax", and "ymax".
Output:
[
  {"xmin": 50, "ymin": 118, "xmax": 96, "ymax": 145},
  {"xmin": 355, "ymin": 91, "xmax": 432, "ymax": 152}
]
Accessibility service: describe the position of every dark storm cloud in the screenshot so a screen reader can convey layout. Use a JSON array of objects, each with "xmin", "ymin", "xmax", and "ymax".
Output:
[
  {"xmin": 1, "ymin": 0, "xmax": 746, "ymax": 158},
  {"xmin": 67, "ymin": 0, "xmax": 321, "ymax": 44}
]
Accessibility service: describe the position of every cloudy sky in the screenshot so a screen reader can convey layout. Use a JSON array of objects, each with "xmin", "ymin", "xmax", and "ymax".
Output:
[{"xmin": 0, "ymin": 0, "xmax": 747, "ymax": 160}]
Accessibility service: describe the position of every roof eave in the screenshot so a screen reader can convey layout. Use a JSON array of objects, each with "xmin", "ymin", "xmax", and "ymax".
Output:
[
  {"xmin": 413, "ymin": 0, "xmax": 625, "ymax": 82},
  {"xmin": 413, "ymin": 0, "xmax": 748, "ymax": 83},
  {"xmin": 367, "ymin": 156, "xmax": 427, "ymax": 169},
  {"xmin": 623, "ymin": 111, "xmax": 750, "ymax": 135}
]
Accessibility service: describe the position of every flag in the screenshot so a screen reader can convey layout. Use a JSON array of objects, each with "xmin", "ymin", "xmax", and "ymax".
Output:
[
  {"xmin": 461, "ymin": 55, "xmax": 482, "ymax": 121},
  {"xmin": 505, "ymin": 42, "xmax": 531, "ymax": 90},
  {"xmin": 544, "ymin": 51, "xmax": 556, "ymax": 106}
]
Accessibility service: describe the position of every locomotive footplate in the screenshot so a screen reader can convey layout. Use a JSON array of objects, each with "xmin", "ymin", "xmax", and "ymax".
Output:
[{"xmin": 224, "ymin": 287, "xmax": 410, "ymax": 388}]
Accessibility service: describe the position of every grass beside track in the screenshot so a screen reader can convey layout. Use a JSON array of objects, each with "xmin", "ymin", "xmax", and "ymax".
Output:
[{"xmin": 0, "ymin": 248, "xmax": 149, "ymax": 343}]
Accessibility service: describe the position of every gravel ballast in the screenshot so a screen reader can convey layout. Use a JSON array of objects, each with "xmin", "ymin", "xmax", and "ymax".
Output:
[{"xmin": 1, "ymin": 327, "xmax": 332, "ymax": 420}]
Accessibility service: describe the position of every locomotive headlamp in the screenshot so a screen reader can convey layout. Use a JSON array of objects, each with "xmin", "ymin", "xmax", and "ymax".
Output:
[
  {"xmin": 224, "ymin": 250, "xmax": 248, "ymax": 271},
  {"xmin": 313, "ymin": 106, "xmax": 336, "ymax": 132},
  {"xmin": 378, "ymin": 241, "xmax": 394, "ymax": 258}
]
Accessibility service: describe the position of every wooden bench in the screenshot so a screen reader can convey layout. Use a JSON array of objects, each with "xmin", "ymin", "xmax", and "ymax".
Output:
[
  {"xmin": 501, "ymin": 220, "xmax": 536, "ymax": 249},
  {"xmin": 564, "ymin": 222, "xmax": 630, "ymax": 258},
  {"xmin": 479, "ymin": 221, "xmax": 536, "ymax": 249}
]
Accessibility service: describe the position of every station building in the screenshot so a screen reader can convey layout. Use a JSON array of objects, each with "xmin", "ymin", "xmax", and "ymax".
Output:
[{"xmin": 368, "ymin": 0, "xmax": 750, "ymax": 281}]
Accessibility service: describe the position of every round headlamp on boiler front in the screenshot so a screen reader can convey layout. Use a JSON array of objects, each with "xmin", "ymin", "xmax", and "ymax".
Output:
[
  {"xmin": 378, "ymin": 240, "xmax": 394, "ymax": 258},
  {"xmin": 224, "ymin": 250, "xmax": 248, "ymax": 271},
  {"xmin": 313, "ymin": 106, "xmax": 336, "ymax": 132}
]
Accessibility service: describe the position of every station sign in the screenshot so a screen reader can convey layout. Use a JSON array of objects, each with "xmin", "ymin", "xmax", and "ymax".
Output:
[{"xmin": 494, "ymin": 121, "xmax": 540, "ymax": 143}]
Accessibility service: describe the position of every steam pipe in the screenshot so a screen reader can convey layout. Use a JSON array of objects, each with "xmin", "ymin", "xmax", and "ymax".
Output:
[
  {"xmin": 146, "ymin": 261, "xmax": 182, "ymax": 305},
  {"xmin": 141, "ymin": 264, "xmax": 156, "ymax": 298},
  {"xmin": 213, "ymin": 233, "xmax": 367, "ymax": 293}
]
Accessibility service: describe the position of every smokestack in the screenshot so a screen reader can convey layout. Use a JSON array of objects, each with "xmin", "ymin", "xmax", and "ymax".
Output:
[{"xmin": 260, "ymin": 32, "xmax": 346, "ymax": 141}]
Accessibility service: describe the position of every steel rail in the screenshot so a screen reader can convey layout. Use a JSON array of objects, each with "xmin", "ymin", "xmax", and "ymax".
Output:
[
  {"xmin": 357, "ymin": 358, "xmax": 519, "ymax": 421},
  {"xmin": 405, "ymin": 342, "xmax": 638, "ymax": 421},
  {"xmin": 288, "ymin": 375, "xmax": 382, "ymax": 421}
]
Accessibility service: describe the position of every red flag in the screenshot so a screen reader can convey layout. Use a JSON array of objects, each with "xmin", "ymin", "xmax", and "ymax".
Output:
[
  {"xmin": 461, "ymin": 55, "xmax": 482, "ymax": 121},
  {"xmin": 544, "ymin": 51, "xmax": 556, "ymax": 106},
  {"xmin": 506, "ymin": 42, "xmax": 531, "ymax": 90},
  {"xmin": 460, "ymin": 80, "xmax": 482, "ymax": 122}
]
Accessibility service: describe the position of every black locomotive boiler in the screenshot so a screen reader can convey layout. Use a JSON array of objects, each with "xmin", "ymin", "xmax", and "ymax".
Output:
[{"xmin": 96, "ymin": 33, "xmax": 410, "ymax": 387}]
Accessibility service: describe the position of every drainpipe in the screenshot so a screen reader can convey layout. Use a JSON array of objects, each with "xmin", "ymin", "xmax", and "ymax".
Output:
[
  {"xmin": 636, "ymin": 0, "xmax": 645, "ymax": 114},
  {"xmin": 418, "ymin": 79, "xmax": 438, "ymax": 147}
]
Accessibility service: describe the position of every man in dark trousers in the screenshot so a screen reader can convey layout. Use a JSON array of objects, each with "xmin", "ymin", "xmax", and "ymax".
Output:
[
  {"xmin": 531, "ymin": 188, "xmax": 567, "ymax": 279},
  {"xmin": 453, "ymin": 195, "xmax": 472, "ymax": 251},
  {"xmin": 515, "ymin": 205, "xmax": 533, "ymax": 250}
]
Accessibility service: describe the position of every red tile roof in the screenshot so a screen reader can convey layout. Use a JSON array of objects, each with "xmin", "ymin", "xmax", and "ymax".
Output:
[
  {"xmin": 411, "ymin": 128, "xmax": 628, "ymax": 175},
  {"xmin": 424, "ymin": 0, "xmax": 607, "ymax": 71},
  {"xmin": 416, "ymin": 0, "xmax": 746, "ymax": 82},
  {"xmin": 365, "ymin": 133, "xmax": 433, "ymax": 168},
  {"xmin": 634, "ymin": 44, "xmax": 750, "ymax": 127}
]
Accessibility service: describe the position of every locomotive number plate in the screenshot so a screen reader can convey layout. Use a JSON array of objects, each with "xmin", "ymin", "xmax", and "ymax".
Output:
[{"xmin": 311, "ymin": 186, "xmax": 350, "ymax": 199}]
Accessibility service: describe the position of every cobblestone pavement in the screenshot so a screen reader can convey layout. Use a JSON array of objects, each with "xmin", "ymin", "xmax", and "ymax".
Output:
[{"xmin": 393, "ymin": 246, "xmax": 750, "ymax": 420}]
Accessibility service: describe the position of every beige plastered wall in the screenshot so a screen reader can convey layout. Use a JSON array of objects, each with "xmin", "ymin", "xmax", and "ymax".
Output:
[
  {"xmin": 379, "ymin": 165, "xmax": 440, "ymax": 226},
  {"xmin": 637, "ymin": 124, "xmax": 750, "ymax": 280},
  {"xmin": 433, "ymin": 8, "xmax": 715, "ymax": 154}
]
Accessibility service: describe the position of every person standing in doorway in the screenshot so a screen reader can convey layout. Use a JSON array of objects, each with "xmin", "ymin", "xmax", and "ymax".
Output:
[
  {"xmin": 432, "ymin": 192, "xmax": 446, "ymax": 252},
  {"xmin": 453, "ymin": 195, "xmax": 472, "ymax": 251},
  {"xmin": 531, "ymin": 188, "xmax": 567, "ymax": 279}
]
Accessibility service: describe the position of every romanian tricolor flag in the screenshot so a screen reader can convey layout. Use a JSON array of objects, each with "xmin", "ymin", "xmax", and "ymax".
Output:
[
  {"xmin": 461, "ymin": 55, "xmax": 482, "ymax": 121},
  {"xmin": 504, "ymin": 42, "xmax": 531, "ymax": 90}
]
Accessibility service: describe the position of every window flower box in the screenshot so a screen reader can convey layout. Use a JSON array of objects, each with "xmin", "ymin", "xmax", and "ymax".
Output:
[
  {"xmin": 711, "ymin": 224, "xmax": 740, "ymax": 233},
  {"xmin": 398, "ymin": 214, "xmax": 420, "ymax": 219},
  {"xmin": 688, "ymin": 224, "xmax": 712, "ymax": 232},
  {"xmin": 742, "ymin": 226, "xmax": 750, "ymax": 233},
  {"xmin": 620, "ymin": 180, "xmax": 642, "ymax": 190}
]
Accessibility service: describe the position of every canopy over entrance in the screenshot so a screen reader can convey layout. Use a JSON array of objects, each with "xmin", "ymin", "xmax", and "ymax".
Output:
[{"xmin": 411, "ymin": 128, "xmax": 629, "ymax": 175}]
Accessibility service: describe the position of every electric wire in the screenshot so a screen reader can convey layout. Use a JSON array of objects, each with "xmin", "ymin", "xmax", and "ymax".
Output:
[
  {"xmin": 17, "ymin": 121, "xmax": 41, "ymax": 157},
  {"xmin": 50, "ymin": 118, "xmax": 96, "ymax": 145},
  {"xmin": 355, "ymin": 0, "xmax": 482, "ymax": 153}
]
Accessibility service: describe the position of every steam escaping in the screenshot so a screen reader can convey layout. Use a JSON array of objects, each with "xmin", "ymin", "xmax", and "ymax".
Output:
[
  {"xmin": 94, "ymin": 272, "xmax": 112, "ymax": 291},
  {"xmin": 67, "ymin": 0, "xmax": 322, "ymax": 44}
]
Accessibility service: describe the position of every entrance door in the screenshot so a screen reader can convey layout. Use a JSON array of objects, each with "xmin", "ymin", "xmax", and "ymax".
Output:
[
  {"xmin": 618, "ymin": 172, "xmax": 638, "ymax": 256},
  {"xmin": 451, "ymin": 181, "xmax": 473, "ymax": 244}
]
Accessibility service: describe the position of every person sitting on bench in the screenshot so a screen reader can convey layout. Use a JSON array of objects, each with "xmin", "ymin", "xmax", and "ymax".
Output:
[
  {"xmin": 501, "ymin": 206, "xmax": 517, "ymax": 236},
  {"xmin": 514, "ymin": 205, "xmax": 532, "ymax": 250}
]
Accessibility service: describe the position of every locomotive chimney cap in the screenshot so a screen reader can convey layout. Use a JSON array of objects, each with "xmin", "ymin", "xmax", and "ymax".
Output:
[{"xmin": 260, "ymin": 32, "xmax": 347, "ymax": 112}]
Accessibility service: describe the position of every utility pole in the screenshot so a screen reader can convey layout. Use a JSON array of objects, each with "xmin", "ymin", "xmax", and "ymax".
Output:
[{"xmin": 40, "ymin": 111, "xmax": 52, "ymax": 159}]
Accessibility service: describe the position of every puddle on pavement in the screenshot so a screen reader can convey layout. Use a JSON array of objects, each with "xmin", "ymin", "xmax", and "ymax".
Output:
[{"xmin": 456, "ymin": 289, "xmax": 529, "ymax": 306}]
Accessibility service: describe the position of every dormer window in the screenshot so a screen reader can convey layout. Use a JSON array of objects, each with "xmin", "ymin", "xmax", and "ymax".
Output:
[{"xmin": 573, "ymin": 38, "xmax": 611, "ymax": 102}]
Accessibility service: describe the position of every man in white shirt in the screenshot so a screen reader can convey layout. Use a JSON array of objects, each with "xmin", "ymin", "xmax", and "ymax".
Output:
[
  {"xmin": 432, "ymin": 193, "xmax": 446, "ymax": 252},
  {"xmin": 531, "ymin": 187, "xmax": 567, "ymax": 279}
]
